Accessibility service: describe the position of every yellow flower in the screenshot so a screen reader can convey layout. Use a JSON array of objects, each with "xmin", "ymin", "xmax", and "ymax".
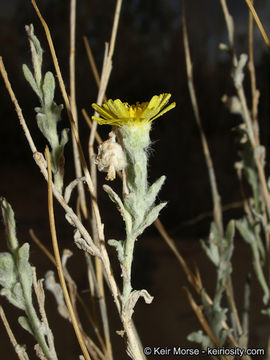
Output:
[{"xmin": 91, "ymin": 93, "xmax": 176, "ymax": 127}]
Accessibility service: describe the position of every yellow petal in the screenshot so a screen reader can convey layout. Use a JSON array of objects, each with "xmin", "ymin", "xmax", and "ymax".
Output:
[
  {"xmin": 92, "ymin": 103, "xmax": 114, "ymax": 119},
  {"xmin": 142, "ymin": 94, "xmax": 169, "ymax": 120},
  {"xmin": 151, "ymin": 102, "xmax": 176, "ymax": 121},
  {"xmin": 106, "ymin": 99, "xmax": 129, "ymax": 118}
]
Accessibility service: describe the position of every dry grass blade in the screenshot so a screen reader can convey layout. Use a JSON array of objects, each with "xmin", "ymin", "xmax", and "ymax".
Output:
[
  {"xmin": 29, "ymin": 228, "xmax": 56, "ymax": 265},
  {"xmin": 154, "ymin": 219, "xmax": 198, "ymax": 287},
  {"xmin": 45, "ymin": 146, "xmax": 92, "ymax": 360},
  {"xmin": 83, "ymin": 36, "xmax": 103, "ymax": 95}
]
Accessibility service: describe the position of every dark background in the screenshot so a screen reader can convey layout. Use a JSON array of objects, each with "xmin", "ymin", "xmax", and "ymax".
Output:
[{"xmin": 1, "ymin": 0, "xmax": 270, "ymax": 359}]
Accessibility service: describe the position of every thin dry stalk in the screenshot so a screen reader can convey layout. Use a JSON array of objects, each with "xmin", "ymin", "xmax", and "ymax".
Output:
[
  {"xmin": 85, "ymin": 252, "xmax": 115, "ymax": 360},
  {"xmin": 244, "ymin": 0, "xmax": 270, "ymax": 50},
  {"xmin": 29, "ymin": 228, "xmax": 56, "ymax": 265},
  {"xmin": 154, "ymin": 219, "xmax": 198, "ymax": 286},
  {"xmin": 183, "ymin": 288, "xmax": 221, "ymax": 348},
  {"xmin": 69, "ymin": 0, "xmax": 87, "ymax": 218},
  {"xmin": 182, "ymin": 10, "xmax": 223, "ymax": 236},
  {"xmin": 61, "ymin": 251, "xmax": 104, "ymax": 360},
  {"xmin": 87, "ymin": 47, "xmax": 110, "ymax": 360},
  {"xmin": 83, "ymin": 36, "xmax": 103, "ymax": 93},
  {"xmin": 45, "ymin": 146, "xmax": 92, "ymax": 360},
  {"xmin": 89, "ymin": 0, "xmax": 122, "ymax": 150},
  {"xmin": 183, "ymin": 289, "xmax": 227, "ymax": 360},
  {"xmin": 0, "ymin": 305, "xmax": 30, "ymax": 360}
]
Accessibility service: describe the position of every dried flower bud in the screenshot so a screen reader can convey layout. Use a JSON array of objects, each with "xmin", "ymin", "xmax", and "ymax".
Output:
[
  {"xmin": 96, "ymin": 131, "xmax": 126, "ymax": 181},
  {"xmin": 221, "ymin": 94, "xmax": 242, "ymax": 115}
]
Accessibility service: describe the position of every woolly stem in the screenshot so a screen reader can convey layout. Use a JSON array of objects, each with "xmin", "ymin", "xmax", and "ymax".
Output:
[
  {"xmin": 119, "ymin": 124, "xmax": 150, "ymax": 305},
  {"xmin": 122, "ymin": 234, "xmax": 136, "ymax": 305}
]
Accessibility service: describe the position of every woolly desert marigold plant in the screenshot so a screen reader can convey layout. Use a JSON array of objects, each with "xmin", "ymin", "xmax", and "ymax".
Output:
[
  {"xmin": 91, "ymin": 93, "xmax": 176, "ymax": 127},
  {"xmin": 91, "ymin": 93, "xmax": 176, "ymax": 341}
]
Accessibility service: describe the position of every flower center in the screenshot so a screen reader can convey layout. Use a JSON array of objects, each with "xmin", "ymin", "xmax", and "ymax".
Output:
[{"xmin": 125, "ymin": 102, "xmax": 148, "ymax": 119}]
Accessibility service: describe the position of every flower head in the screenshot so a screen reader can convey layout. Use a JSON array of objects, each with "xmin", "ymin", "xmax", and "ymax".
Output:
[{"xmin": 91, "ymin": 93, "xmax": 176, "ymax": 127}]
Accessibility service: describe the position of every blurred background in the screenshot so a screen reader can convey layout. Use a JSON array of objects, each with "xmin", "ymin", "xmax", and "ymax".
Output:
[{"xmin": 1, "ymin": 0, "xmax": 270, "ymax": 359}]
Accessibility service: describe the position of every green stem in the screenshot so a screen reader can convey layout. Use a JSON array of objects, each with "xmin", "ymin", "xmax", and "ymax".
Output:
[{"xmin": 122, "ymin": 234, "xmax": 136, "ymax": 306}]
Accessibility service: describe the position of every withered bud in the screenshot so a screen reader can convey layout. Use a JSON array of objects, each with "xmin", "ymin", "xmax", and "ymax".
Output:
[{"xmin": 95, "ymin": 131, "xmax": 127, "ymax": 181}]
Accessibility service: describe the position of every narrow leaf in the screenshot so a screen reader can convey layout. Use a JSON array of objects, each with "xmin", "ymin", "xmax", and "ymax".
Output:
[
  {"xmin": 18, "ymin": 316, "xmax": 34, "ymax": 335},
  {"xmin": 22, "ymin": 64, "xmax": 41, "ymax": 98},
  {"xmin": 43, "ymin": 71, "xmax": 55, "ymax": 108}
]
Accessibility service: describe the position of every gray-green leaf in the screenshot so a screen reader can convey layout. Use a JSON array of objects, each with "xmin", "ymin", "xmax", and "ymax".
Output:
[
  {"xmin": 18, "ymin": 316, "xmax": 34, "ymax": 335},
  {"xmin": 22, "ymin": 64, "xmax": 40, "ymax": 97},
  {"xmin": 43, "ymin": 71, "xmax": 55, "ymax": 109}
]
